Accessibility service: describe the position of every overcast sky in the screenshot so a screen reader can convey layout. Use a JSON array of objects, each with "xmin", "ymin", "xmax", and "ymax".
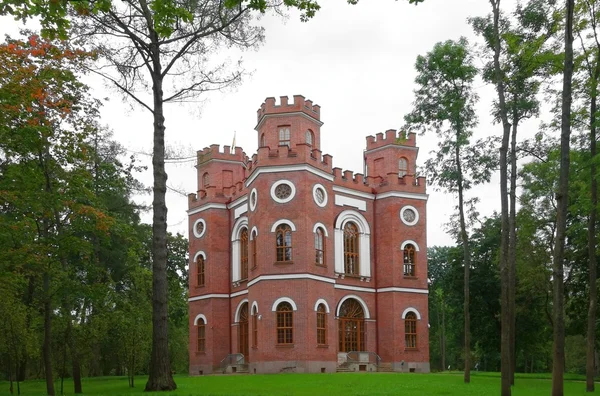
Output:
[{"xmin": 1, "ymin": 0, "xmax": 531, "ymax": 247}]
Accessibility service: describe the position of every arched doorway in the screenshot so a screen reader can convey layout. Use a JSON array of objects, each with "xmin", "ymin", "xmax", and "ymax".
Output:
[
  {"xmin": 238, "ymin": 302, "xmax": 249, "ymax": 361},
  {"xmin": 338, "ymin": 298, "xmax": 365, "ymax": 352}
]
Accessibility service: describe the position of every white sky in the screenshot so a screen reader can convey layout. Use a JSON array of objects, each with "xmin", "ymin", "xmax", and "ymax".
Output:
[{"xmin": 1, "ymin": 0, "xmax": 532, "ymax": 247}]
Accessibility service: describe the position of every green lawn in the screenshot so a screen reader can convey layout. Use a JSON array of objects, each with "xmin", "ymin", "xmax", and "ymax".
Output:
[{"xmin": 0, "ymin": 372, "xmax": 596, "ymax": 396}]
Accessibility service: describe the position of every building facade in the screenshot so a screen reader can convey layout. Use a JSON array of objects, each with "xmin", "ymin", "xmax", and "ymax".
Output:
[{"xmin": 188, "ymin": 96, "xmax": 429, "ymax": 374}]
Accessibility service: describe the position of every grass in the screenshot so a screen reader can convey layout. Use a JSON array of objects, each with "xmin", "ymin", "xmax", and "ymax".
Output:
[{"xmin": 0, "ymin": 372, "xmax": 597, "ymax": 396}]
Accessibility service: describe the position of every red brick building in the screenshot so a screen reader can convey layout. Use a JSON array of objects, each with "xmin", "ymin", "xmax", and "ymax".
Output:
[{"xmin": 188, "ymin": 96, "xmax": 429, "ymax": 374}]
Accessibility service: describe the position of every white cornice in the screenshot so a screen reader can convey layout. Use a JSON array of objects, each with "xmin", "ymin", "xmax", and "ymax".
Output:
[
  {"xmin": 375, "ymin": 191, "xmax": 428, "ymax": 201},
  {"xmin": 196, "ymin": 158, "xmax": 247, "ymax": 169},
  {"xmin": 365, "ymin": 144, "xmax": 419, "ymax": 155},
  {"xmin": 248, "ymin": 273, "xmax": 336, "ymax": 287},
  {"xmin": 377, "ymin": 287, "xmax": 429, "ymax": 294},
  {"xmin": 245, "ymin": 164, "xmax": 334, "ymax": 187},
  {"xmin": 188, "ymin": 293, "xmax": 229, "ymax": 302},
  {"xmin": 334, "ymin": 284, "xmax": 376, "ymax": 293},
  {"xmin": 187, "ymin": 203, "xmax": 228, "ymax": 216},
  {"xmin": 332, "ymin": 186, "xmax": 375, "ymax": 200},
  {"xmin": 227, "ymin": 195, "xmax": 248, "ymax": 209},
  {"xmin": 230, "ymin": 289, "xmax": 249, "ymax": 298},
  {"xmin": 255, "ymin": 111, "xmax": 324, "ymax": 130}
]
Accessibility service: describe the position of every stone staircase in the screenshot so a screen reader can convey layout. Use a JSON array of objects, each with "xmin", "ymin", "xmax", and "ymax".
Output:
[
  {"xmin": 336, "ymin": 362, "xmax": 353, "ymax": 373},
  {"xmin": 377, "ymin": 362, "xmax": 394, "ymax": 373}
]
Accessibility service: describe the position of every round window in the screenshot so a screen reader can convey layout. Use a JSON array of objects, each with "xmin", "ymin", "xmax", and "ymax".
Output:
[
  {"xmin": 193, "ymin": 218, "xmax": 207, "ymax": 238},
  {"xmin": 249, "ymin": 188, "xmax": 258, "ymax": 211},
  {"xmin": 400, "ymin": 206, "xmax": 419, "ymax": 226},
  {"xmin": 270, "ymin": 180, "xmax": 296, "ymax": 204},
  {"xmin": 312, "ymin": 184, "xmax": 328, "ymax": 207}
]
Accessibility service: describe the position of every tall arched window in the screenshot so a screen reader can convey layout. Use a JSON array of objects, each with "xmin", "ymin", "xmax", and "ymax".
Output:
[
  {"xmin": 338, "ymin": 298, "xmax": 365, "ymax": 352},
  {"xmin": 317, "ymin": 304, "xmax": 327, "ymax": 345},
  {"xmin": 405, "ymin": 312, "xmax": 417, "ymax": 349},
  {"xmin": 276, "ymin": 302, "xmax": 293, "ymax": 344},
  {"xmin": 202, "ymin": 172, "xmax": 210, "ymax": 188},
  {"xmin": 197, "ymin": 255, "xmax": 205, "ymax": 287},
  {"xmin": 252, "ymin": 305, "xmax": 258, "ymax": 348},
  {"xmin": 398, "ymin": 157, "xmax": 408, "ymax": 177},
  {"xmin": 403, "ymin": 244, "xmax": 416, "ymax": 277},
  {"xmin": 343, "ymin": 222, "xmax": 359, "ymax": 275},
  {"xmin": 315, "ymin": 227, "xmax": 325, "ymax": 266},
  {"xmin": 240, "ymin": 228, "xmax": 249, "ymax": 280},
  {"xmin": 260, "ymin": 133, "xmax": 266, "ymax": 147},
  {"xmin": 306, "ymin": 130, "xmax": 314, "ymax": 146},
  {"xmin": 197, "ymin": 318, "xmax": 206, "ymax": 352},
  {"xmin": 251, "ymin": 230, "xmax": 257, "ymax": 269},
  {"xmin": 276, "ymin": 224, "xmax": 293, "ymax": 262},
  {"xmin": 279, "ymin": 127, "xmax": 291, "ymax": 147},
  {"xmin": 238, "ymin": 302, "xmax": 249, "ymax": 359}
]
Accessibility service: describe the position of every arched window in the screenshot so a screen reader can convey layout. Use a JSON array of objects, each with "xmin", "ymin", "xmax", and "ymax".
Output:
[
  {"xmin": 238, "ymin": 302, "xmax": 249, "ymax": 358},
  {"xmin": 343, "ymin": 222, "xmax": 359, "ymax": 275},
  {"xmin": 403, "ymin": 244, "xmax": 416, "ymax": 276},
  {"xmin": 279, "ymin": 127, "xmax": 291, "ymax": 148},
  {"xmin": 202, "ymin": 172, "xmax": 210, "ymax": 188},
  {"xmin": 405, "ymin": 312, "xmax": 417, "ymax": 349},
  {"xmin": 338, "ymin": 298, "xmax": 365, "ymax": 352},
  {"xmin": 197, "ymin": 318, "xmax": 206, "ymax": 352},
  {"xmin": 398, "ymin": 157, "xmax": 408, "ymax": 177},
  {"xmin": 240, "ymin": 228, "xmax": 249, "ymax": 280},
  {"xmin": 260, "ymin": 133, "xmax": 266, "ymax": 147},
  {"xmin": 306, "ymin": 130, "xmax": 314, "ymax": 146},
  {"xmin": 197, "ymin": 255, "xmax": 205, "ymax": 287},
  {"xmin": 252, "ymin": 305, "xmax": 258, "ymax": 348},
  {"xmin": 317, "ymin": 304, "xmax": 327, "ymax": 345},
  {"xmin": 251, "ymin": 230, "xmax": 257, "ymax": 270},
  {"xmin": 276, "ymin": 302, "xmax": 293, "ymax": 344},
  {"xmin": 276, "ymin": 224, "xmax": 293, "ymax": 262},
  {"xmin": 315, "ymin": 227, "xmax": 325, "ymax": 266}
]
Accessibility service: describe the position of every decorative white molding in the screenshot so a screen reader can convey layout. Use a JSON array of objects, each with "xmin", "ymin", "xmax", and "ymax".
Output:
[
  {"xmin": 192, "ymin": 251, "xmax": 206, "ymax": 263},
  {"xmin": 231, "ymin": 216, "xmax": 249, "ymax": 242},
  {"xmin": 271, "ymin": 297, "xmax": 298, "ymax": 311},
  {"xmin": 401, "ymin": 240, "xmax": 420, "ymax": 252},
  {"xmin": 270, "ymin": 180, "xmax": 296, "ymax": 204},
  {"xmin": 312, "ymin": 183, "xmax": 328, "ymax": 207},
  {"xmin": 249, "ymin": 188, "xmax": 258, "ymax": 211},
  {"xmin": 376, "ymin": 191, "xmax": 428, "ymax": 201},
  {"xmin": 334, "ymin": 210, "xmax": 371, "ymax": 278},
  {"xmin": 400, "ymin": 205, "xmax": 419, "ymax": 226},
  {"xmin": 234, "ymin": 299, "xmax": 249, "ymax": 322},
  {"xmin": 336, "ymin": 294, "xmax": 371, "ymax": 319},
  {"xmin": 187, "ymin": 203, "xmax": 227, "ymax": 216},
  {"xmin": 228, "ymin": 195, "xmax": 248, "ymax": 210},
  {"xmin": 332, "ymin": 186, "xmax": 375, "ymax": 200},
  {"xmin": 192, "ymin": 218, "xmax": 207, "ymax": 238},
  {"xmin": 234, "ymin": 203, "xmax": 248, "ymax": 219},
  {"xmin": 377, "ymin": 287, "xmax": 429, "ymax": 294},
  {"xmin": 314, "ymin": 298, "xmax": 331, "ymax": 313},
  {"xmin": 334, "ymin": 194, "xmax": 367, "ymax": 211},
  {"xmin": 250, "ymin": 226, "xmax": 258, "ymax": 240},
  {"xmin": 251, "ymin": 301, "xmax": 259, "ymax": 314},
  {"xmin": 193, "ymin": 314, "xmax": 207, "ymax": 325},
  {"xmin": 270, "ymin": 219, "xmax": 297, "ymax": 232},
  {"xmin": 248, "ymin": 273, "xmax": 335, "ymax": 287},
  {"xmin": 365, "ymin": 144, "xmax": 418, "ymax": 155},
  {"xmin": 188, "ymin": 294, "xmax": 229, "ymax": 302},
  {"xmin": 334, "ymin": 284, "xmax": 376, "ymax": 293},
  {"xmin": 245, "ymin": 164, "xmax": 334, "ymax": 187},
  {"xmin": 402, "ymin": 307, "xmax": 422, "ymax": 320},
  {"xmin": 230, "ymin": 289, "xmax": 248, "ymax": 298},
  {"xmin": 312, "ymin": 222, "xmax": 329, "ymax": 237},
  {"xmin": 335, "ymin": 210, "xmax": 371, "ymax": 234}
]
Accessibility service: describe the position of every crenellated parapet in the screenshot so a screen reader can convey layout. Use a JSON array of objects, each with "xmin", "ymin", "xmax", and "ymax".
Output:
[
  {"xmin": 366, "ymin": 129, "xmax": 416, "ymax": 151},
  {"xmin": 197, "ymin": 144, "xmax": 249, "ymax": 166},
  {"xmin": 252, "ymin": 142, "xmax": 333, "ymax": 174},
  {"xmin": 257, "ymin": 95, "xmax": 321, "ymax": 123}
]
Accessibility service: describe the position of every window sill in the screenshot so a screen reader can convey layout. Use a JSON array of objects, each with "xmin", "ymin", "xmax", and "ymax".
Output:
[
  {"xmin": 317, "ymin": 344, "xmax": 329, "ymax": 348},
  {"xmin": 403, "ymin": 275, "xmax": 417, "ymax": 279},
  {"xmin": 276, "ymin": 344, "xmax": 294, "ymax": 348},
  {"xmin": 404, "ymin": 348, "xmax": 419, "ymax": 352},
  {"xmin": 315, "ymin": 263, "xmax": 327, "ymax": 268},
  {"xmin": 274, "ymin": 261, "xmax": 294, "ymax": 265},
  {"xmin": 194, "ymin": 285, "xmax": 206, "ymax": 289}
]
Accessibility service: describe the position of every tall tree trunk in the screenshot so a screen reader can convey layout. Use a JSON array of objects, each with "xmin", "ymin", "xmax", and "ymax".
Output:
[
  {"xmin": 490, "ymin": 1, "xmax": 513, "ymax": 394},
  {"xmin": 552, "ymin": 1, "xmax": 574, "ymax": 394},
  {"xmin": 586, "ymin": 72, "xmax": 598, "ymax": 393},
  {"xmin": 442, "ymin": 298, "xmax": 446, "ymax": 372},
  {"xmin": 144, "ymin": 37, "xmax": 176, "ymax": 389},
  {"xmin": 509, "ymin": 110, "xmax": 518, "ymax": 385},
  {"xmin": 456, "ymin": 139, "xmax": 471, "ymax": 383},
  {"xmin": 43, "ymin": 272, "xmax": 54, "ymax": 396}
]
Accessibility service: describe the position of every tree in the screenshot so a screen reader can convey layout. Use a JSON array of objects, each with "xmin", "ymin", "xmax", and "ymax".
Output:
[{"xmin": 405, "ymin": 37, "xmax": 495, "ymax": 383}]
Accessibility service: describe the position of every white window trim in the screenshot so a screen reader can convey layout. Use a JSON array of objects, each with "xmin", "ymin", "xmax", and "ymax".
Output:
[
  {"xmin": 270, "ymin": 219, "xmax": 297, "ymax": 232},
  {"xmin": 271, "ymin": 297, "xmax": 298, "ymax": 311},
  {"xmin": 193, "ymin": 251, "xmax": 207, "ymax": 262},
  {"xmin": 402, "ymin": 307, "xmax": 422, "ymax": 320},
  {"xmin": 231, "ymin": 217, "xmax": 249, "ymax": 283},
  {"xmin": 194, "ymin": 314, "xmax": 207, "ymax": 325},
  {"xmin": 401, "ymin": 240, "xmax": 420, "ymax": 252},
  {"xmin": 336, "ymin": 295, "xmax": 371, "ymax": 319},
  {"xmin": 314, "ymin": 299, "xmax": 330, "ymax": 313},
  {"xmin": 334, "ymin": 210, "xmax": 371, "ymax": 277},
  {"xmin": 270, "ymin": 180, "xmax": 296, "ymax": 204},
  {"xmin": 313, "ymin": 183, "xmax": 328, "ymax": 207},
  {"xmin": 313, "ymin": 222, "xmax": 329, "ymax": 237},
  {"xmin": 251, "ymin": 301, "xmax": 259, "ymax": 314},
  {"xmin": 400, "ymin": 205, "xmax": 419, "ymax": 226},
  {"xmin": 192, "ymin": 218, "xmax": 207, "ymax": 238},
  {"xmin": 250, "ymin": 226, "xmax": 258, "ymax": 240},
  {"xmin": 234, "ymin": 299, "xmax": 249, "ymax": 322},
  {"xmin": 249, "ymin": 188, "xmax": 258, "ymax": 211}
]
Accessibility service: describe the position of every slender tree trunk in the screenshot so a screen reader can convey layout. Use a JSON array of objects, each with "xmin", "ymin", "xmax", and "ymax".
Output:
[
  {"xmin": 552, "ymin": 1, "xmax": 574, "ymax": 395},
  {"xmin": 586, "ymin": 73, "xmax": 598, "ymax": 393},
  {"xmin": 69, "ymin": 323, "xmax": 82, "ymax": 395},
  {"xmin": 442, "ymin": 299, "xmax": 446, "ymax": 372},
  {"xmin": 43, "ymin": 272, "xmax": 54, "ymax": 396},
  {"xmin": 489, "ymin": 1, "xmax": 512, "ymax": 394},
  {"xmin": 144, "ymin": 31, "xmax": 176, "ymax": 389},
  {"xmin": 509, "ymin": 110, "xmax": 518, "ymax": 386},
  {"xmin": 455, "ymin": 139, "xmax": 471, "ymax": 383}
]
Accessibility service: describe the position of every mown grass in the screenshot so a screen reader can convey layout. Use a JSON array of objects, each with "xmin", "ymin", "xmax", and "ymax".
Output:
[{"xmin": 0, "ymin": 371, "xmax": 596, "ymax": 396}]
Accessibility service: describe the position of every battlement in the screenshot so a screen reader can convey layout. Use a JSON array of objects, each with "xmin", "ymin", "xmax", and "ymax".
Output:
[
  {"xmin": 365, "ymin": 130, "xmax": 416, "ymax": 151},
  {"xmin": 257, "ymin": 95, "xmax": 320, "ymax": 123},
  {"xmin": 251, "ymin": 142, "xmax": 333, "ymax": 174},
  {"xmin": 197, "ymin": 144, "xmax": 249, "ymax": 166}
]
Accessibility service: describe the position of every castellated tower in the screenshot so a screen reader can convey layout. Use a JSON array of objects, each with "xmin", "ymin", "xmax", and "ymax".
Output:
[{"xmin": 188, "ymin": 96, "xmax": 429, "ymax": 375}]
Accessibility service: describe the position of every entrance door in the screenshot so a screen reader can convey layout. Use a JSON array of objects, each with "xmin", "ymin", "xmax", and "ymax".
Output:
[
  {"xmin": 338, "ymin": 299, "xmax": 365, "ymax": 352},
  {"xmin": 238, "ymin": 303, "xmax": 249, "ymax": 362}
]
